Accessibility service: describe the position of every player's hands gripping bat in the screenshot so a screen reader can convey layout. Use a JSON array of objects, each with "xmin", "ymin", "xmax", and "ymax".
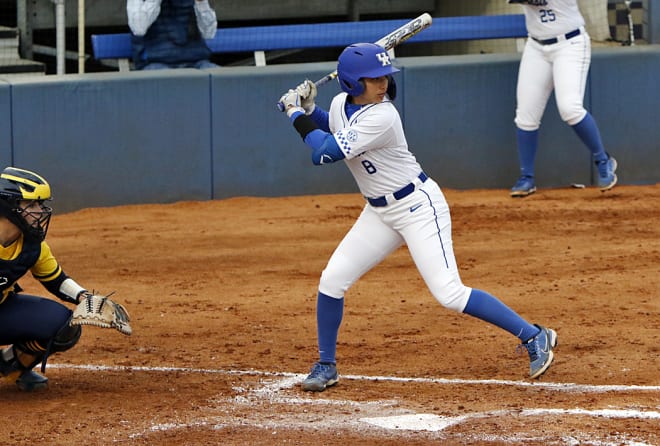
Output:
[
  {"xmin": 278, "ymin": 88, "xmax": 305, "ymax": 117},
  {"xmin": 297, "ymin": 79, "xmax": 317, "ymax": 114},
  {"xmin": 277, "ymin": 13, "xmax": 433, "ymax": 111},
  {"xmin": 71, "ymin": 292, "xmax": 132, "ymax": 335}
]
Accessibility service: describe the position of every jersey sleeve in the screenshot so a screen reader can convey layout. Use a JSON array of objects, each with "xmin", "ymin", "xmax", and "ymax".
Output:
[
  {"xmin": 31, "ymin": 242, "xmax": 72, "ymax": 301},
  {"xmin": 308, "ymin": 106, "xmax": 330, "ymax": 132},
  {"xmin": 333, "ymin": 103, "xmax": 398, "ymax": 160}
]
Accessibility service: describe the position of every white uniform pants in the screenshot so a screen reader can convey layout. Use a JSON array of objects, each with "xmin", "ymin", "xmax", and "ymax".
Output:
[
  {"xmin": 515, "ymin": 32, "xmax": 591, "ymax": 130},
  {"xmin": 318, "ymin": 178, "xmax": 471, "ymax": 313}
]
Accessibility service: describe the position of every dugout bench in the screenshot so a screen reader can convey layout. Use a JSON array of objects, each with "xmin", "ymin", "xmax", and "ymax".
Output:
[{"xmin": 91, "ymin": 14, "xmax": 528, "ymax": 72}]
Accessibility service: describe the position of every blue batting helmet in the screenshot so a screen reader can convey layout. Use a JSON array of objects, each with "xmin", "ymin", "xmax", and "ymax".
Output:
[{"xmin": 337, "ymin": 43, "xmax": 400, "ymax": 97}]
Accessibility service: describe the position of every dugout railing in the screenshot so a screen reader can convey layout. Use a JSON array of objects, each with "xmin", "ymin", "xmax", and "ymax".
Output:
[{"xmin": 91, "ymin": 14, "xmax": 528, "ymax": 71}]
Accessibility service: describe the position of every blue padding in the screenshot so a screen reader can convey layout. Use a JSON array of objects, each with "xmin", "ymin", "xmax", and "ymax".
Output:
[
  {"xmin": 92, "ymin": 15, "xmax": 527, "ymax": 60},
  {"xmin": 402, "ymin": 54, "xmax": 588, "ymax": 189},
  {"xmin": 91, "ymin": 33, "xmax": 133, "ymax": 59},
  {"xmin": 211, "ymin": 15, "xmax": 527, "ymax": 52},
  {"xmin": 9, "ymin": 70, "xmax": 213, "ymax": 212}
]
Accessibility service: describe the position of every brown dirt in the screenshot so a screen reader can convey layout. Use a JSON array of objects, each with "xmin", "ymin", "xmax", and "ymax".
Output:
[{"xmin": 3, "ymin": 184, "xmax": 659, "ymax": 445}]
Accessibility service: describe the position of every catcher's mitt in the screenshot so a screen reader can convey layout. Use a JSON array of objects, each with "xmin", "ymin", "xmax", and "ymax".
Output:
[{"xmin": 71, "ymin": 293, "xmax": 132, "ymax": 336}]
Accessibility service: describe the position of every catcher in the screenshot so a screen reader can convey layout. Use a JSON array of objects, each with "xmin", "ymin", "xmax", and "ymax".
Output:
[{"xmin": 0, "ymin": 167, "xmax": 131, "ymax": 392}]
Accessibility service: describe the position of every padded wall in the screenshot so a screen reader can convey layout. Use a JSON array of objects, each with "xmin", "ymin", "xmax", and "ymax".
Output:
[
  {"xmin": 1, "ymin": 45, "xmax": 658, "ymax": 213},
  {"xmin": 210, "ymin": 62, "xmax": 354, "ymax": 199},
  {"xmin": 402, "ymin": 53, "xmax": 594, "ymax": 190},
  {"xmin": 589, "ymin": 46, "xmax": 660, "ymax": 185},
  {"xmin": 8, "ymin": 70, "xmax": 213, "ymax": 213}
]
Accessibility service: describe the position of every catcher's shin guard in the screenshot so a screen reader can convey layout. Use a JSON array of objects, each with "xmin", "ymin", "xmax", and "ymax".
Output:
[
  {"xmin": 51, "ymin": 318, "xmax": 82, "ymax": 353},
  {"xmin": 0, "ymin": 344, "xmax": 44, "ymax": 382},
  {"xmin": 37, "ymin": 316, "xmax": 82, "ymax": 373}
]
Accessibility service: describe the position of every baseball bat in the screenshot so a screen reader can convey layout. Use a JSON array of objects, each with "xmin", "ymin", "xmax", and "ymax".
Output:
[{"xmin": 277, "ymin": 13, "xmax": 433, "ymax": 111}]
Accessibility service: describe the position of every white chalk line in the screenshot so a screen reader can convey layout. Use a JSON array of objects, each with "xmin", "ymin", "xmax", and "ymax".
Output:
[
  {"xmin": 48, "ymin": 362, "xmax": 660, "ymax": 393},
  {"xmin": 47, "ymin": 362, "xmax": 658, "ymax": 444},
  {"xmin": 361, "ymin": 408, "xmax": 660, "ymax": 432}
]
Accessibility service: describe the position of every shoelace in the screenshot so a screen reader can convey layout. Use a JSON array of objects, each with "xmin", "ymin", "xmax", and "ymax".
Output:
[
  {"xmin": 309, "ymin": 364, "xmax": 330, "ymax": 378},
  {"xmin": 596, "ymin": 159, "xmax": 611, "ymax": 177},
  {"xmin": 514, "ymin": 176, "xmax": 533, "ymax": 187},
  {"xmin": 516, "ymin": 339, "xmax": 539, "ymax": 362}
]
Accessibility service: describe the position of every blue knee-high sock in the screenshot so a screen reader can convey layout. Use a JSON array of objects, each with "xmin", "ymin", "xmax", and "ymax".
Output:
[
  {"xmin": 317, "ymin": 292, "xmax": 344, "ymax": 363},
  {"xmin": 571, "ymin": 113, "xmax": 607, "ymax": 163},
  {"xmin": 516, "ymin": 128, "xmax": 539, "ymax": 178},
  {"xmin": 463, "ymin": 289, "xmax": 539, "ymax": 342}
]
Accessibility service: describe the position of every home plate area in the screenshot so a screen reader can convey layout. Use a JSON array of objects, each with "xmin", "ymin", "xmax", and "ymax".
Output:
[{"xmin": 116, "ymin": 366, "xmax": 660, "ymax": 445}]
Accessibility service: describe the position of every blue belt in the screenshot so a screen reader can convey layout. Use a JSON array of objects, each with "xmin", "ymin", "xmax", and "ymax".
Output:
[
  {"xmin": 532, "ymin": 28, "xmax": 581, "ymax": 45},
  {"xmin": 367, "ymin": 172, "xmax": 428, "ymax": 207}
]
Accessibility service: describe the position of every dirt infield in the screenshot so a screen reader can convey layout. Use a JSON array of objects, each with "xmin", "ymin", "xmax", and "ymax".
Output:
[{"xmin": 3, "ymin": 184, "xmax": 659, "ymax": 445}]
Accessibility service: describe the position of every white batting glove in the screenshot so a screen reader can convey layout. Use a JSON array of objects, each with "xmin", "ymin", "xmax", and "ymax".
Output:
[
  {"xmin": 295, "ymin": 79, "xmax": 317, "ymax": 115},
  {"xmin": 278, "ymin": 89, "xmax": 305, "ymax": 118}
]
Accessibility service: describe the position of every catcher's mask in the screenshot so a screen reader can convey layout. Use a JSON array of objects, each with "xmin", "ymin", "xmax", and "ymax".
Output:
[
  {"xmin": 337, "ymin": 42, "xmax": 400, "ymax": 97},
  {"xmin": 0, "ymin": 167, "xmax": 53, "ymax": 241}
]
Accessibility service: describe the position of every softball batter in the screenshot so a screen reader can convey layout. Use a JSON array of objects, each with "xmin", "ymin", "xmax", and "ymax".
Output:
[
  {"xmin": 278, "ymin": 43, "xmax": 557, "ymax": 392},
  {"xmin": 509, "ymin": 0, "xmax": 618, "ymax": 197}
]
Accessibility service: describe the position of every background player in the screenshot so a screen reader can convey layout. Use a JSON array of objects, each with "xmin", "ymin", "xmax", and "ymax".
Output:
[
  {"xmin": 509, "ymin": 0, "xmax": 618, "ymax": 197},
  {"xmin": 0, "ymin": 167, "xmax": 126, "ymax": 391},
  {"xmin": 278, "ymin": 42, "xmax": 557, "ymax": 392}
]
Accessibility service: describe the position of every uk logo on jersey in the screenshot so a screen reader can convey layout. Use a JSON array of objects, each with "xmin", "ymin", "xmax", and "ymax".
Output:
[
  {"xmin": 376, "ymin": 52, "xmax": 392, "ymax": 67},
  {"xmin": 346, "ymin": 129, "xmax": 358, "ymax": 142}
]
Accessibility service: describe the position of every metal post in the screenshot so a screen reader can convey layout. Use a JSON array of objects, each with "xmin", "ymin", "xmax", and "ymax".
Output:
[
  {"xmin": 52, "ymin": 0, "xmax": 66, "ymax": 74},
  {"xmin": 16, "ymin": 0, "xmax": 35, "ymax": 59},
  {"xmin": 78, "ymin": 0, "xmax": 85, "ymax": 72}
]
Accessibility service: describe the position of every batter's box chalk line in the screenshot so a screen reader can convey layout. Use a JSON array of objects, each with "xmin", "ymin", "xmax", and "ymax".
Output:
[
  {"xmin": 50, "ymin": 363, "xmax": 658, "ymax": 443},
  {"xmin": 360, "ymin": 408, "xmax": 660, "ymax": 432},
  {"xmin": 48, "ymin": 363, "xmax": 660, "ymax": 393}
]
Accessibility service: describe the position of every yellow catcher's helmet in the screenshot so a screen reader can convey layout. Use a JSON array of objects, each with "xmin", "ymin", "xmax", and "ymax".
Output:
[{"xmin": 0, "ymin": 167, "xmax": 53, "ymax": 241}]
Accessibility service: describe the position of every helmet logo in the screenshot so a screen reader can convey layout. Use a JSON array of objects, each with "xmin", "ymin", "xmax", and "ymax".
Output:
[{"xmin": 376, "ymin": 52, "xmax": 392, "ymax": 67}]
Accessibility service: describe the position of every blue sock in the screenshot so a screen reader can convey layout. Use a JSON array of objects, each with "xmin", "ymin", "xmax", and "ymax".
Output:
[
  {"xmin": 571, "ymin": 113, "xmax": 607, "ymax": 163},
  {"xmin": 463, "ymin": 289, "xmax": 539, "ymax": 342},
  {"xmin": 317, "ymin": 292, "xmax": 344, "ymax": 363},
  {"xmin": 516, "ymin": 128, "xmax": 539, "ymax": 178}
]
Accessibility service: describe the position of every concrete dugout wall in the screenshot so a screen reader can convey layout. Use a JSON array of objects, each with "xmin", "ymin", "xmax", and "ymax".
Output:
[{"xmin": 1, "ymin": 46, "xmax": 658, "ymax": 213}]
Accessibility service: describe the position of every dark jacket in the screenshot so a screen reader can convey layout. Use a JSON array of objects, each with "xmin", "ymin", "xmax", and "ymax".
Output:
[{"xmin": 131, "ymin": 0, "xmax": 212, "ymax": 69}]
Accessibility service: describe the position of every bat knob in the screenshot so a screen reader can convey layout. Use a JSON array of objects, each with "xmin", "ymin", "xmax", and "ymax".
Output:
[{"xmin": 276, "ymin": 102, "xmax": 285, "ymax": 112}]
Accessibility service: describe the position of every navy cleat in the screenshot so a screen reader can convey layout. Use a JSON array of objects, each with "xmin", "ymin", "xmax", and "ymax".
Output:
[
  {"xmin": 301, "ymin": 362, "xmax": 338, "ymax": 392},
  {"xmin": 510, "ymin": 175, "xmax": 536, "ymax": 197},
  {"xmin": 595, "ymin": 154, "xmax": 618, "ymax": 191},
  {"xmin": 15, "ymin": 370, "xmax": 49, "ymax": 392},
  {"xmin": 520, "ymin": 324, "xmax": 557, "ymax": 379},
  {"xmin": 1, "ymin": 347, "xmax": 48, "ymax": 392}
]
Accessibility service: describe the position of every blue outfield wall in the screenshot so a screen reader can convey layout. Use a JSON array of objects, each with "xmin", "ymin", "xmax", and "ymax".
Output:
[
  {"xmin": 1, "ymin": 46, "xmax": 659, "ymax": 213},
  {"xmin": 7, "ymin": 70, "xmax": 213, "ymax": 211}
]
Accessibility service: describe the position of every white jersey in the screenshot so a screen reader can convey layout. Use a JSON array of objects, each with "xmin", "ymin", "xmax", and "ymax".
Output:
[
  {"xmin": 328, "ymin": 92, "xmax": 422, "ymax": 199},
  {"xmin": 521, "ymin": 0, "xmax": 585, "ymax": 40}
]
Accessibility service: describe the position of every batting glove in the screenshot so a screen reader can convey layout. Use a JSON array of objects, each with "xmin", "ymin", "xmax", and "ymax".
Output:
[
  {"xmin": 278, "ymin": 89, "xmax": 305, "ymax": 118},
  {"xmin": 296, "ymin": 79, "xmax": 317, "ymax": 115}
]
